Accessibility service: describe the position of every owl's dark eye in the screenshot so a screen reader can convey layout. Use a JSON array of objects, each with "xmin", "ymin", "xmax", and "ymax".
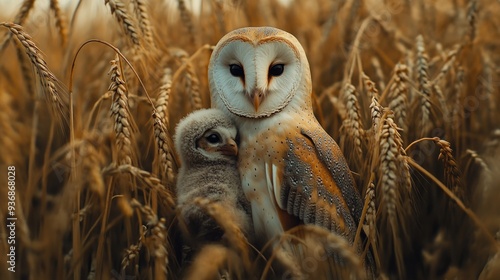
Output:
[
  {"xmin": 269, "ymin": 64, "xmax": 284, "ymax": 77},
  {"xmin": 206, "ymin": 133, "xmax": 221, "ymax": 144},
  {"xmin": 229, "ymin": 64, "xmax": 244, "ymax": 77}
]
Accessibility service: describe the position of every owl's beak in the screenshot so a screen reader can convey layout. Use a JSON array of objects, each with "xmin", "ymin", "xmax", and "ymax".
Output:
[
  {"xmin": 217, "ymin": 138, "xmax": 238, "ymax": 157},
  {"xmin": 249, "ymin": 88, "xmax": 265, "ymax": 112}
]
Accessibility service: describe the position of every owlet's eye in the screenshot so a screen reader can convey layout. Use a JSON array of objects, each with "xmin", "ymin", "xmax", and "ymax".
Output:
[
  {"xmin": 229, "ymin": 64, "xmax": 244, "ymax": 77},
  {"xmin": 269, "ymin": 64, "xmax": 284, "ymax": 77},
  {"xmin": 206, "ymin": 133, "xmax": 221, "ymax": 144}
]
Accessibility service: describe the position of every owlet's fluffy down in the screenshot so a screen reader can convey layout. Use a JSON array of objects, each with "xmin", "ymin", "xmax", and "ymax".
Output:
[{"xmin": 174, "ymin": 108, "xmax": 252, "ymax": 246}]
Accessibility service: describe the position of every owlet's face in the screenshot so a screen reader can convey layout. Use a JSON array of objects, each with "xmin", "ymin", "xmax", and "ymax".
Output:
[
  {"xmin": 209, "ymin": 27, "xmax": 309, "ymax": 118},
  {"xmin": 196, "ymin": 127, "xmax": 238, "ymax": 161},
  {"xmin": 174, "ymin": 109, "xmax": 239, "ymax": 167}
]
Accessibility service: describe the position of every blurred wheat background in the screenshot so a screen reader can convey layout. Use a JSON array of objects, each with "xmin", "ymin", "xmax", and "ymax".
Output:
[{"xmin": 0, "ymin": 0, "xmax": 499, "ymax": 279}]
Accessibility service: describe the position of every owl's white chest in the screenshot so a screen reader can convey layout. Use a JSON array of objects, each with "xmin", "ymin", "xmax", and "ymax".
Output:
[{"xmin": 237, "ymin": 115, "xmax": 296, "ymax": 243}]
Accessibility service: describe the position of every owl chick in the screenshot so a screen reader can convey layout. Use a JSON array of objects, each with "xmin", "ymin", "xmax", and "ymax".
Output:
[{"xmin": 174, "ymin": 108, "xmax": 252, "ymax": 246}]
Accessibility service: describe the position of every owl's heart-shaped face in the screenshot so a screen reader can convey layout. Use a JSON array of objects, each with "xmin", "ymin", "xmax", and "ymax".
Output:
[{"xmin": 209, "ymin": 28, "xmax": 309, "ymax": 119}]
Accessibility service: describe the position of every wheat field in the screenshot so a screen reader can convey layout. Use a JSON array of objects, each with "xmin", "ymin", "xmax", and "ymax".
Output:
[{"xmin": 0, "ymin": 0, "xmax": 499, "ymax": 279}]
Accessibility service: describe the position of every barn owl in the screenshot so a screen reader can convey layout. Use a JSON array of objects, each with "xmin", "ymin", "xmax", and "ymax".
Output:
[
  {"xmin": 208, "ymin": 27, "xmax": 363, "ymax": 248},
  {"xmin": 174, "ymin": 108, "xmax": 252, "ymax": 245}
]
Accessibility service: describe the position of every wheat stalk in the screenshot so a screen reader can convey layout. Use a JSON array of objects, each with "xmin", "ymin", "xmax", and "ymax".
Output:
[
  {"xmin": 343, "ymin": 0, "xmax": 362, "ymax": 48},
  {"xmin": 281, "ymin": 225, "xmax": 366, "ymax": 279},
  {"xmin": 14, "ymin": 38, "xmax": 34, "ymax": 98},
  {"xmin": 194, "ymin": 197, "xmax": 251, "ymax": 269},
  {"xmin": 129, "ymin": 199, "xmax": 168, "ymax": 280},
  {"xmin": 387, "ymin": 63, "xmax": 409, "ymax": 136},
  {"xmin": 211, "ymin": 0, "xmax": 227, "ymax": 35},
  {"xmin": 185, "ymin": 244, "xmax": 231, "ymax": 280},
  {"xmin": 433, "ymin": 138, "xmax": 463, "ymax": 199},
  {"xmin": 431, "ymin": 83, "xmax": 449, "ymax": 126},
  {"xmin": 340, "ymin": 83, "xmax": 364, "ymax": 164},
  {"xmin": 363, "ymin": 182, "xmax": 379, "ymax": 267},
  {"xmin": 82, "ymin": 143, "xmax": 106, "ymax": 200},
  {"xmin": 121, "ymin": 243, "xmax": 142, "ymax": 271},
  {"xmin": 364, "ymin": 73, "xmax": 379, "ymax": 98},
  {"xmin": 50, "ymin": 0, "xmax": 69, "ymax": 47},
  {"xmin": 105, "ymin": 0, "xmax": 141, "ymax": 48},
  {"xmin": 150, "ymin": 217, "xmax": 169, "ymax": 280},
  {"xmin": 406, "ymin": 157, "xmax": 499, "ymax": 249},
  {"xmin": 173, "ymin": 49, "xmax": 203, "ymax": 111},
  {"xmin": 432, "ymin": 44, "xmax": 460, "ymax": 84},
  {"xmin": 451, "ymin": 68, "xmax": 465, "ymax": 150},
  {"xmin": 153, "ymin": 112, "xmax": 177, "ymax": 187},
  {"xmin": 0, "ymin": 90, "xmax": 23, "ymax": 165},
  {"xmin": 369, "ymin": 96, "xmax": 382, "ymax": 134},
  {"xmin": 464, "ymin": 149, "xmax": 492, "ymax": 200},
  {"xmin": 0, "ymin": 0, "xmax": 35, "ymax": 52},
  {"xmin": 377, "ymin": 114, "xmax": 402, "ymax": 219},
  {"xmin": 132, "ymin": 0, "xmax": 155, "ymax": 47},
  {"xmin": 301, "ymin": 225, "xmax": 364, "ymax": 268},
  {"xmin": 374, "ymin": 109, "xmax": 410, "ymax": 277},
  {"xmin": 371, "ymin": 57, "xmax": 386, "ymax": 91},
  {"xmin": 415, "ymin": 34, "xmax": 432, "ymax": 136},
  {"xmin": 465, "ymin": 149, "xmax": 491, "ymax": 178},
  {"xmin": 1, "ymin": 22, "xmax": 68, "ymax": 123},
  {"xmin": 108, "ymin": 54, "xmax": 135, "ymax": 165},
  {"xmin": 102, "ymin": 164, "xmax": 175, "ymax": 208},
  {"xmin": 467, "ymin": 0, "xmax": 478, "ymax": 43},
  {"xmin": 177, "ymin": 0, "xmax": 197, "ymax": 46},
  {"xmin": 156, "ymin": 67, "xmax": 172, "ymax": 126},
  {"xmin": 480, "ymin": 54, "xmax": 496, "ymax": 128},
  {"xmin": 184, "ymin": 62, "xmax": 203, "ymax": 111}
]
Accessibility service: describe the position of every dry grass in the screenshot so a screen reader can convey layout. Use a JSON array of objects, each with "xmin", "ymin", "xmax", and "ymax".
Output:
[{"xmin": 0, "ymin": 0, "xmax": 499, "ymax": 279}]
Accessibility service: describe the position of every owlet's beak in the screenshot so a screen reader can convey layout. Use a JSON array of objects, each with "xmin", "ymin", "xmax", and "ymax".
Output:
[
  {"xmin": 217, "ymin": 138, "xmax": 238, "ymax": 157},
  {"xmin": 249, "ymin": 88, "xmax": 265, "ymax": 112}
]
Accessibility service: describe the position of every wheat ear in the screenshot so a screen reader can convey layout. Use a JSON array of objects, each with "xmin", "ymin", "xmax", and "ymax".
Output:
[
  {"xmin": 121, "ymin": 243, "xmax": 142, "ymax": 272},
  {"xmin": 1, "ymin": 22, "xmax": 68, "ymax": 123},
  {"xmin": 153, "ymin": 112, "xmax": 178, "ymax": 187},
  {"xmin": 108, "ymin": 54, "xmax": 135, "ymax": 165},
  {"xmin": 387, "ymin": 63, "xmax": 409, "ymax": 136},
  {"xmin": 363, "ymin": 182, "xmax": 380, "ymax": 268},
  {"xmin": 433, "ymin": 138, "xmax": 464, "ymax": 199},
  {"xmin": 467, "ymin": 0, "xmax": 478, "ymax": 42},
  {"xmin": 177, "ymin": 0, "xmax": 197, "ymax": 46},
  {"xmin": 185, "ymin": 244, "xmax": 231, "ymax": 280},
  {"xmin": 82, "ymin": 143, "xmax": 106, "ymax": 200},
  {"xmin": 0, "ymin": 0, "xmax": 35, "ymax": 52},
  {"xmin": 416, "ymin": 34, "xmax": 432, "ymax": 136},
  {"xmin": 130, "ymin": 199, "xmax": 168, "ymax": 280},
  {"xmin": 105, "ymin": 0, "xmax": 141, "ymax": 47},
  {"xmin": 373, "ymin": 106, "xmax": 411, "ymax": 277},
  {"xmin": 174, "ymin": 50, "xmax": 203, "ymax": 110},
  {"xmin": 102, "ymin": 164, "xmax": 175, "ymax": 208},
  {"xmin": 341, "ymin": 83, "xmax": 364, "ymax": 163},
  {"xmin": 156, "ymin": 67, "xmax": 172, "ymax": 126},
  {"xmin": 369, "ymin": 96, "xmax": 382, "ymax": 134},
  {"xmin": 371, "ymin": 57, "xmax": 386, "ymax": 91},
  {"xmin": 432, "ymin": 45, "xmax": 460, "ymax": 84},
  {"xmin": 132, "ymin": 0, "xmax": 154, "ymax": 47},
  {"xmin": 14, "ymin": 39, "xmax": 34, "ymax": 95},
  {"xmin": 194, "ymin": 197, "xmax": 251, "ymax": 269},
  {"xmin": 184, "ymin": 62, "xmax": 203, "ymax": 110},
  {"xmin": 50, "ymin": 0, "xmax": 69, "ymax": 46},
  {"xmin": 281, "ymin": 225, "xmax": 366, "ymax": 279}
]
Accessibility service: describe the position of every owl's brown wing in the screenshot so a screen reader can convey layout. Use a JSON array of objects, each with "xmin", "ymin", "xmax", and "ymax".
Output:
[{"xmin": 271, "ymin": 126, "xmax": 362, "ymax": 241}]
